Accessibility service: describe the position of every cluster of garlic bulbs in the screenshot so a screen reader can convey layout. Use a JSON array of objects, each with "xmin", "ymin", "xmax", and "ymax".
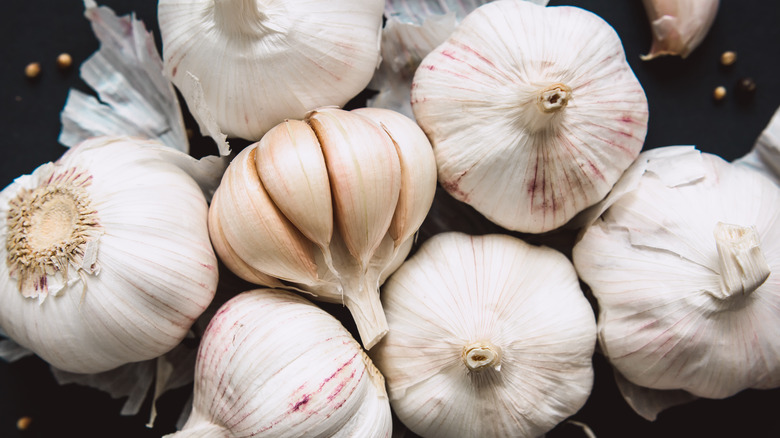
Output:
[
  {"xmin": 208, "ymin": 106, "xmax": 437, "ymax": 349},
  {"xmin": 411, "ymin": 0, "xmax": 648, "ymax": 234},
  {"xmin": 0, "ymin": 136, "xmax": 218, "ymax": 374}
]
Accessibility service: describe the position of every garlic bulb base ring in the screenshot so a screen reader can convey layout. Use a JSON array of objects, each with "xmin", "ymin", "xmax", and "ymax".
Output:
[
  {"xmin": 462, "ymin": 342, "xmax": 501, "ymax": 371},
  {"xmin": 536, "ymin": 83, "xmax": 572, "ymax": 114}
]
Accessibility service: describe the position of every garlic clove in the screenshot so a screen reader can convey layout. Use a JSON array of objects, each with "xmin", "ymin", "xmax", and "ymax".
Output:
[
  {"xmin": 306, "ymin": 108, "xmax": 402, "ymax": 271},
  {"xmin": 641, "ymin": 0, "xmax": 720, "ymax": 60},
  {"xmin": 255, "ymin": 120, "xmax": 335, "ymax": 262},
  {"xmin": 352, "ymin": 107, "xmax": 437, "ymax": 248},
  {"xmin": 210, "ymin": 145, "xmax": 319, "ymax": 285},
  {"xmin": 411, "ymin": 1, "xmax": 648, "ymax": 234}
]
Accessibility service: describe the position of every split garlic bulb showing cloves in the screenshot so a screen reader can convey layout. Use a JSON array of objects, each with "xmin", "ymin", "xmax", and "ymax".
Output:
[
  {"xmin": 208, "ymin": 107, "xmax": 437, "ymax": 349},
  {"xmin": 168, "ymin": 288, "xmax": 391, "ymax": 438},
  {"xmin": 158, "ymin": 0, "xmax": 384, "ymax": 141},
  {"xmin": 371, "ymin": 232, "xmax": 597, "ymax": 438},
  {"xmin": 641, "ymin": 0, "xmax": 719, "ymax": 60},
  {"xmin": 411, "ymin": 0, "xmax": 648, "ymax": 234},
  {"xmin": 0, "ymin": 137, "xmax": 218, "ymax": 374},
  {"xmin": 574, "ymin": 146, "xmax": 780, "ymax": 399}
]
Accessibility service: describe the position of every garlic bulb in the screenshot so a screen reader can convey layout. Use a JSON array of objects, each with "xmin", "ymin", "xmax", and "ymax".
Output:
[
  {"xmin": 158, "ymin": 0, "xmax": 384, "ymax": 141},
  {"xmin": 372, "ymin": 232, "xmax": 597, "ymax": 438},
  {"xmin": 641, "ymin": 0, "xmax": 719, "ymax": 60},
  {"xmin": 168, "ymin": 288, "xmax": 391, "ymax": 438},
  {"xmin": 208, "ymin": 107, "xmax": 437, "ymax": 349},
  {"xmin": 0, "ymin": 136, "xmax": 218, "ymax": 374},
  {"xmin": 573, "ymin": 146, "xmax": 780, "ymax": 399},
  {"xmin": 411, "ymin": 0, "xmax": 648, "ymax": 234}
]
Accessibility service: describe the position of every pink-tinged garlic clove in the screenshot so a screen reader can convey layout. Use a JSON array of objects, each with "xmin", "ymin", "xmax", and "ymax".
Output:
[{"xmin": 641, "ymin": 0, "xmax": 720, "ymax": 60}]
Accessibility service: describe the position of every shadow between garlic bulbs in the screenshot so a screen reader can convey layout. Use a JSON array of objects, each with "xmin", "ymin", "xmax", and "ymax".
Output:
[{"xmin": 207, "ymin": 107, "xmax": 437, "ymax": 350}]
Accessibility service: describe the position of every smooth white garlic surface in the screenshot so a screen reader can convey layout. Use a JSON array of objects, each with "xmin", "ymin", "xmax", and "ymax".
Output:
[
  {"xmin": 641, "ymin": 0, "xmax": 719, "ymax": 60},
  {"xmin": 208, "ymin": 107, "xmax": 437, "ymax": 350},
  {"xmin": 574, "ymin": 146, "xmax": 780, "ymax": 399},
  {"xmin": 158, "ymin": 0, "xmax": 384, "ymax": 141},
  {"xmin": 168, "ymin": 288, "xmax": 391, "ymax": 438},
  {"xmin": 0, "ymin": 136, "xmax": 218, "ymax": 374},
  {"xmin": 372, "ymin": 232, "xmax": 597, "ymax": 438},
  {"xmin": 411, "ymin": 0, "xmax": 648, "ymax": 234}
]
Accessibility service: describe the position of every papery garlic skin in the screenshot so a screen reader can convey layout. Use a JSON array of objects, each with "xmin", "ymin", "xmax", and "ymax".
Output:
[
  {"xmin": 0, "ymin": 137, "xmax": 218, "ymax": 374},
  {"xmin": 208, "ymin": 107, "xmax": 436, "ymax": 350},
  {"xmin": 641, "ymin": 0, "xmax": 719, "ymax": 60},
  {"xmin": 168, "ymin": 289, "xmax": 391, "ymax": 438},
  {"xmin": 372, "ymin": 232, "xmax": 597, "ymax": 438},
  {"xmin": 411, "ymin": 0, "xmax": 648, "ymax": 234},
  {"xmin": 574, "ymin": 147, "xmax": 780, "ymax": 399},
  {"xmin": 158, "ymin": 0, "xmax": 384, "ymax": 141}
]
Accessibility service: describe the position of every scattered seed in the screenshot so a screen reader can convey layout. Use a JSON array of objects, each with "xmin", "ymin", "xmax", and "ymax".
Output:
[
  {"xmin": 720, "ymin": 51, "xmax": 737, "ymax": 66},
  {"xmin": 16, "ymin": 416, "xmax": 32, "ymax": 431},
  {"xmin": 735, "ymin": 77, "xmax": 757, "ymax": 103},
  {"xmin": 56, "ymin": 53, "xmax": 73, "ymax": 70},
  {"xmin": 24, "ymin": 62, "xmax": 41, "ymax": 79},
  {"xmin": 713, "ymin": 86, "xmax": 727, "ymax": 101}
]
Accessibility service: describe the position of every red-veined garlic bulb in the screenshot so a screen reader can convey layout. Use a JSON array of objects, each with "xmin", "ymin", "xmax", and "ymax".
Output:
[
  {"xmin": 372, "ymin": 232, "xmax": 597, "ymax": 438},
  {"xmin": 641, "ymin": 0, "xmax": 719, "ymax": 60},
  {"xmin": 207, "ymin": 107, "xmax": 437, "ymax": 349},
  {"xmin": 0, "ymin": 137, "xmax": 218, "ymax": 374},
  {"xmin": 158, "ymin": 0, "xmax": 384, "ymax": 141},
  {"xmin": 411, "ymin": 0, "xmax": 648, "ymax": 234},
  {"xmin": 574, "ymin": 146, "xmax": 780, "ymax": 400},
  {"xmin": 167, "ymin": 288, "xmax": 391, "ymax": 438}
]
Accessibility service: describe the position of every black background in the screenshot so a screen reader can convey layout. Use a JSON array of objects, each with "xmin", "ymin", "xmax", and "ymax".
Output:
[{"xmin": 2, "ymin": 1, "xmax": 780, "ymax": 437}]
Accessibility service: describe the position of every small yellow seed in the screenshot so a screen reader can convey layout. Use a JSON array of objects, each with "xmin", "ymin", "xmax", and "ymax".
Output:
[
  {"xmin": 713, "ymin": 86, "xmax": 727, "ymax": 101},
  {"xmin": 16, "ymin": 416, "xmax": 32, "ymax": 431},
  {"xmin": 56, "ymin": 53, "xmax": 73, "ymax": 70},
  {"xmin": 720, "ymin": 51, "xmax": 737, "ymax": 66},
  {"xmin": 24, "ymin": 62, "xmax": 41, "ymax": 79}
]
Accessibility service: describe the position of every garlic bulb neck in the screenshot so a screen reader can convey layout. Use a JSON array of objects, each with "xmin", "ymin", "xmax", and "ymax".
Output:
[
  {"xmin": 536, "ymin": 83, "xmax": 572, "ymax": 114},
  {"xmin": 714, "ymin": 222, "xmax": 770, "ymax": 300},
  {"xmin": 462, "ymin": 342, "xmax": 501, "ymax": 372},
  {"xmin": 213, "ymin": 0, "xmax": 277, "ymax": 38},
  {"xmin": 517, "ymin": 83, "xmax": 572, "ymax": 133},
  {"xmin": 5, "ymin": 168, "xmax": 100, "ymax": 297}
]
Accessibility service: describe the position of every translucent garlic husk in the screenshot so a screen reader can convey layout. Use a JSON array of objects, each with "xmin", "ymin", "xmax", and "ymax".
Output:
[
  {"xmin": 371, "ymin": 232, "xmax": 597, "ymax": 438},
  {"xmin": 158, "ymin": 0, "xmax": 384, "ymax": 141},
  {"xmin": 167, "ymin": 288, "xmax": 391, "ymax": 438},
  {"xmin": 411, "ymin": 0, "xmax": 648, "ymax": 234},
  {"xmin": 208, "ymin": 107, "xmax": 437, "ymax": 349},
  {"xmin": 573, "ymin": 146, "xmax": 780, "ymax": 399},
  {"xmin": 0, "ymin": 136, "xmax": 218, "ymax": 374},
  {"xmin": 641, "ymin": 0, "xmax": 719, "ymax": 60}
]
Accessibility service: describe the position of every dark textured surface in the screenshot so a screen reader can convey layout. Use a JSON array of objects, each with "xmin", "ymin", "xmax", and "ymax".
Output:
[{"xmin": 1, "ymin": 1, "xmax": 779, "ymax": 437}]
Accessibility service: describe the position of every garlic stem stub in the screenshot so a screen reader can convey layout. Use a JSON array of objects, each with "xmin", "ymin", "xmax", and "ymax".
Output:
[
  {"xmin": 372, "ymin": 232, "xmax": 597, "ymax": 438},
  {"xmin": 208, "ymin": 107, "xmax": 437, "ymax": 349},
  {"xmin": 573, "ymin": 146, "xmax": 780, "ymax": 399},
  {"xmin": 411, "ymin": 0, "xmax": 648, "ymax": 233},
  {"xmin": 0, "ymin": 137, "xmax": 218, "ymax": 374},
  {"xmin": 168, "ymin": 288, "xmax": 391, "ymax": 438},
  {"xmin": 158, "ymin": 0, "xmax": 384, "ymax": 141}
]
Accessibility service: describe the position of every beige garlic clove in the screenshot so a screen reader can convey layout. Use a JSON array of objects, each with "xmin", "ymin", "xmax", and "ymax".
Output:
[
  {"xmin": 641, "ymin": 0, "xmax": 719, "ymax": 60},
  {"xmin": 411, "ymin": 0, "xmax": 648, "ymax": 234},
  {"xmin": 352, "ymin": 107, "xmax": 438, "ymax": 248},
  {"xmin": 212, "ymin": 145, "xmax": 319, "ymax": 285},
  {"xmin": 307, "ymin": 108, "xmax": 402, "ymax": 271}
]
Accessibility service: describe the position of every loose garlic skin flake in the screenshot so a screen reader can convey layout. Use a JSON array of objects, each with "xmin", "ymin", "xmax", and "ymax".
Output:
[
  {"xmin": 372, "ymin": 232, "xmax": 597, "ymax": 438},
  {"xmin": 0, "ymin": 137, "xmax": 218, "ymax": 374},
  {"xmin": 169, "ymin": 289, "xmax": 391, "ymax": 438},
  {"xmin": 411, "ymin": 0, "xmax": 648, "ymax": 234},
  {"xmin": 208, "ymin": 107, "xmax": 437, "ymax": 350},
  {"xmin": 158, "ymin": 0, "xmax": 384, "ymax": 141},
  {"xmin": 574, "ymin": 147, "xmax": 780, "ymax": 399}
]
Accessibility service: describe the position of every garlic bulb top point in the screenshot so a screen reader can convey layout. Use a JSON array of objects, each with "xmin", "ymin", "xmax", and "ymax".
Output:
[
  {"xmin": 713, "ymin": 222, "xmax": 770, "ymax": 300},
  {"xmin": 462, "ymin": 342, "xmax": 502, "ymax": 372},
  {"xmin": 537, "ymin": 83, "xmax": 572, "ymax": 114}
]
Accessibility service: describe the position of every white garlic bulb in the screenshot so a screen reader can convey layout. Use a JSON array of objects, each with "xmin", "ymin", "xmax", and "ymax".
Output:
[
  {"xmin": 168, "ymin": 288, "xmax": 391, "ymax": 438},
  {"xmin": 0, "ymin": 136, "xmax": 218, "ymax": 374},
  {"xmin": 641, "ymin": 0, "xmax": 719, "ymax": 60},
  {"xmin": 208, "ymin": 107, "xmax": 437, "ymax": 349},
  {"xmin": 372, "ymin": 232, "xmax": 597, "ymax": 438},
  {"xmin": 574, "ymin": 146, "xmax": 780, "ymax": 399},
  {"xmin": 158, "ymin": 0, "xmax": 384, "ymax": 141},
  {"xmin": 411, "ymin": 0, "xmax": 648, "ymax": 234}
]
